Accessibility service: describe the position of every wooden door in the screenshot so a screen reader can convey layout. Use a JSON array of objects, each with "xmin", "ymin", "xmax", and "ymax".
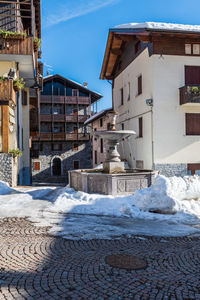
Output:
[{"xmin": 74, "ymin": 127, "xmax": 78, "ymax": 134}]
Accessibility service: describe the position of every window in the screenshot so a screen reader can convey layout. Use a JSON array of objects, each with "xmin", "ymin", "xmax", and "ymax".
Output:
[
  {"xmin": 100, "ymin": 138, "xmax": 103, "ymax": 153},
  {"xmin": 121, "ymin": 123, "xmax": 124, "ymax": 130},
  {"xmin": 188, "ymin": 164, "xmax": 200, "ymax": 175},
  {"xmin": 138, "ymin": 117, "xmax": 143, "ymax": 138},
  {"xmin": 72, "ymin": 89, "xmax": 79, "ymax": 97},
  {"xmin": 34, "ymin": 161, "xmax": 40, "ymax": 171},
  {"xmin": 128, "ymin": 82, "xmax": 130, "ymax": 101},
  {"xmin": 185, "ymin": 44, "xmax": 192, "ymax": 55},
  {"xmin": 136, "ymin": 160, "xmax": 144, "ymax": 169},
  {"xmin": 74, "ymin": 143, "xmax": 79, "ymax": 151},
  {"xmin": 73, "ymin": 108, "xmax": 78, "ymax": 115},
  {"xmin": 94, "ymin": 151, "xmax": 97, "ymax": 165},
  {"xmin": 185, "ymin": 66, "xmax": 200, "ymax": 85},
  {"xmin": 185, "ymin": 43, "xmax": 200, "ymax": 55},
  {"xmin": 186, "ymin": 113, "xmax": 200, "ymax": 135},
  {"xmin": 120, "ymin": 88, "xmax": 124, "ymax": 105},
  {"xmin": 137, "ymin": 75, "xmax": 142, "ymax": 95},
  {"xmin": 39, "ymin": 143, "xmax": 43, "ymax": 151},
  {"xmin": 52, "ymin": 158, "xmax": 61, "ymax": 176},
  {"xmin": 74, "ymin": 161, "xmax": 80, "ymax": 169},
  {"xmin": 100, "ymin": 118, "xmax": 103, "ymax": 127}
]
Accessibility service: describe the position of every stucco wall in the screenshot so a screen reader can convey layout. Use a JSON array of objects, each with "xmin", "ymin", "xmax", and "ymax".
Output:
[
  {"xmin": 113, "ymin": 49, "xmax": 200, "ymax": 174},
  {"xmin": 153, "ymin": 55, "xmax": 200, "ymax": 165},
  {"xmin": 113, "ymin": 48, "xmax": 153, "ymax": 169}
]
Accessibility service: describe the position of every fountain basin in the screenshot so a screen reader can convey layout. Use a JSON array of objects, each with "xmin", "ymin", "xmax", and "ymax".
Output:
[{"xmin": 69, "ymin": 169, "xmax": 156, "ymax": 196}]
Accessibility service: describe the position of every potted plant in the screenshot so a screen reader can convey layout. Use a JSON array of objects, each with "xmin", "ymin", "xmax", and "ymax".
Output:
[
  {"xmin": 0, "ymin": 30, "xmax": 26, "ymax": 40},
  {"xmin": 13, "ymin": 78, "xmax": 25, "ymax": 92},
  {"xmin": 33, "ymin": 37, "xmax": 41, "ymax": 52},
  {"xmin": 9, "ymin": 148, "xmax": 22, "ymax": 163}
]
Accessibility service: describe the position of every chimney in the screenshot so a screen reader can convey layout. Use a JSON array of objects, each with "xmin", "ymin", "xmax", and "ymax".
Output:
[{"xmin": 83, "ymin": 82, "xmax": 88, "ymax": 88}]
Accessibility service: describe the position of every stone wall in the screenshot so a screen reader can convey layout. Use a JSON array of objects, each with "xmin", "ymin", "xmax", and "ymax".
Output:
[
  {"xmin": 0, "ymin": 153, "xmax": 18, "ymax": 187},
  {"xmin": 154, "ymin": 164, "xmax": 188, "ymax": 177},
  {"xmin": 32, "ymin": 141, "xmax": 92, "ymax": 183}
]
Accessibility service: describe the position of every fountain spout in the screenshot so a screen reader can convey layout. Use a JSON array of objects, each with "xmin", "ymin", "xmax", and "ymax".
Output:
[{"xmin": 94, "ymin": 111, "xmax": 136, "ymax": 174}]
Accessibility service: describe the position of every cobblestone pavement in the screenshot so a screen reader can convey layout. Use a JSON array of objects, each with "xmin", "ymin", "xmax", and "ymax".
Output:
[{"xmin": 0, "ymin": 218, "xmax": 200, "ymax": 300}]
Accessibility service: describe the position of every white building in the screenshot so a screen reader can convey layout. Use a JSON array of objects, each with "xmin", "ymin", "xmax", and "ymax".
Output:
[{"xmin": 100, "ymin": 22, "xmax": 200, "ymax": 176}]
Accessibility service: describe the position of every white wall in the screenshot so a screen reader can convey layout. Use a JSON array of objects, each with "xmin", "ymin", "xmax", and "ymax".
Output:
[
  {"xmin": 153, "ymin": 55, "xmax": 200, "ymax": 164},
  {"xmin": 113, "ymin": 49, "xmax": 153, "ymax": 169}
]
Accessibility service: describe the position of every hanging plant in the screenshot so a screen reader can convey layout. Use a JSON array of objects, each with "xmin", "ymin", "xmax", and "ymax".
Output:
[{"xmin": 13, "ymin": 78, "xmax": 25, "ymax": 92}]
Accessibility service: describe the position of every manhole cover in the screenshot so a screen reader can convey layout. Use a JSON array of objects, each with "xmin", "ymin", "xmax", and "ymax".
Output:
[{"xmin": 105, "ymin": 254, "xmax": 147, "ymax": 270}]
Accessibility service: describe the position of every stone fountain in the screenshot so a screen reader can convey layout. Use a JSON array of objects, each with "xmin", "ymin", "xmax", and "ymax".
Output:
[{"xmin": 69, "ymin": 111, "xmax": 156, "ymax": 196}]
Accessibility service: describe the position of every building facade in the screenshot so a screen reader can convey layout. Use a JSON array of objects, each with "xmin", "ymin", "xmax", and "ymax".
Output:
[
  {"xmin": 0, "ymin": 0, "xmax": 42, "ymax": 186},
  {"xmin": 100, "ymin": 22, "xmax": 200, "ymax": 177},
  {"xmin": 85, "ymin": 108, "xmax": 112, "ymax": 168},
  {"xmin": 31, "ymin": 74, "xmax": 102, "ymax": 183}
]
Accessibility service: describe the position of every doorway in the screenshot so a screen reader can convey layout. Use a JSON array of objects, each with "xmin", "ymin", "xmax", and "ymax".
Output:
[{"xmin": 52, "ymin": 157, "xmax": 62, "ymax": 176}]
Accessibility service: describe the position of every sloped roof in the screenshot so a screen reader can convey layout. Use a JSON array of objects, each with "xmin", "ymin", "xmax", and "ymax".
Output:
[
  {"xmin": 84, "ymin": 108, "xmax": 112, "ymax": 125},
  {"xmin": 43, "ymin": 74, "xmax": 102, "ymax": 103}
]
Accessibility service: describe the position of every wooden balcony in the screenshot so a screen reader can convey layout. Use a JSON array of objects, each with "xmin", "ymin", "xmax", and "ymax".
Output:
[
  {"xmin": 40, "ymin": 95, "xmax": 90, "ymax": 105},
  {"xmin": 40, "ymin": 114, "xmax": 52, "ymax": 122},
  {"xmin": 66, "ymin": 133, "xmax": 90, "ymax": 141},
  {"xmin": 31, "ymin": 132, "xmax": 90, "ymax": 141},
  {"xmin": 66, "ymin": 115, "xmax": 89, "ymax": 122},
  {"xmin": 53, "ymin": 114, "xmax": 65, "ymax": 122},
  {"xmin": 0, "ymin": 79, "xmax": 16, "ymax": 105},
  {"xmin": 53, "ymin": 133, "xmax": 65, "ymax": 140},
  {"xmin": 180, "ymin": 85, "xmax": 200, "ymax": 106},
  {"xmin": 40, "ymin": 95, "xmax": 52, "ymax": 103},
  {"xmin": 40, "ymin": 133, "xmax": 52, "ymax": 141},
  {"xmin": 0, "ymin": 36, "xmax": 33, "ymax": 56}
]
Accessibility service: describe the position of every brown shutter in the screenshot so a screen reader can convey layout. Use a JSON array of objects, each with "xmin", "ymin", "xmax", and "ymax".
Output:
[
  {"xmin": 185, "ymin": 66, "xmax": 200, "ymax": 84},
  {"xmin": 186, "ymin": 113, "xmax": 200, "ymax": 135}
]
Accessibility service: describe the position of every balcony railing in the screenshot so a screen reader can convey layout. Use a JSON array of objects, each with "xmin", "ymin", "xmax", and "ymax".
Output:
[
  {"xmin": 40, "ymin": 113, "xmax": 89, "ymax": 123},
  {"xmin": 0, "ymin": 79, "xmax": 16, "ymax": 105},
  {"xmin": 0, "ymin": 36, "xmax": 33, "ymax": 56},
  {"xmin": 40, "ymin": 95, "xmax": 90, "ymax": 105},
  {"xmin": 40, "ymin": 114, "xmax": 52, "ymax": 122},
  {"xmin": 66, "ymin": 133, "xmax": 90, "ymax": 141},
  {"xmin": 180, "ymin": 85, "xmax": 200, "ymax": 105},
  {"xmin": 53, "ymin": 133, "xmax": 65, "ymax": 140}
]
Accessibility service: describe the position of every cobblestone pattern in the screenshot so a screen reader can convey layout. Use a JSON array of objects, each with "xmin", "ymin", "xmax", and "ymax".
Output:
[
  {"xmin": 154, "ymin": 163, "xmax": 188, "ymax": 177},
  {"xmin": 1, "ymin": 218, "xmax": 200, "ymax": 299},
  {"xmin": 0, "ymin": 154, "xmax": 17, "ymax": 187}
]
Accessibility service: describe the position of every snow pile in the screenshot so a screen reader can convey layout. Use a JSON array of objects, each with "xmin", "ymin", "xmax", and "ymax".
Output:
[
  {"xmin": 0, "ymin": 181, "xmax": 13, "ymax": 195},
  {"xmin": 115, "ymin": 22, "xmax": 200, "ymax": 33},
  {"xmin": 47, "ymin": 186, "xmax": 134, "ymax": 217},
  {"xmin": 133, "ymin": 175, "xmax": 200, "ymax": 216}
]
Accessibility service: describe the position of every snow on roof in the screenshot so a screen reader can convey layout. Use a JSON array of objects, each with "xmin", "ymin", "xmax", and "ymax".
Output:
[
  {"xmin": 84, "ymin": 108, "xmax": 112, "ymax": 125},
  {"xmin": 115, "ymin": 22, "xmax": 200, "ymax": 33}
]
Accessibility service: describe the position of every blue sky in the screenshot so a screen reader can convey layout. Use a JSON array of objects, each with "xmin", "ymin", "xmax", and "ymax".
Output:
[{"xmin": 41, "ymin": 0, "xmax": 200, "ymax": 111}]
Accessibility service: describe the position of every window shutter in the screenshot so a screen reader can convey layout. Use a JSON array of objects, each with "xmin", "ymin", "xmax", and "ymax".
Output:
[{"xmin": 186, "ymin": 113, "xmax": 200, "ymax": 135}]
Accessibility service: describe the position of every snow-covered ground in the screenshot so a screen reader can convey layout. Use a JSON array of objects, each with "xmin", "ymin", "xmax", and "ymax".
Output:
[{"xmin": 1, "ymin": 175, "xmax": 200, "ymax": 239}]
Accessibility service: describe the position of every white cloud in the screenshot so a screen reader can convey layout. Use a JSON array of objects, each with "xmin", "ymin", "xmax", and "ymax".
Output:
[{"xmin": 44, "ymin": 0, "xmax": 119, "ymax": 27}]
